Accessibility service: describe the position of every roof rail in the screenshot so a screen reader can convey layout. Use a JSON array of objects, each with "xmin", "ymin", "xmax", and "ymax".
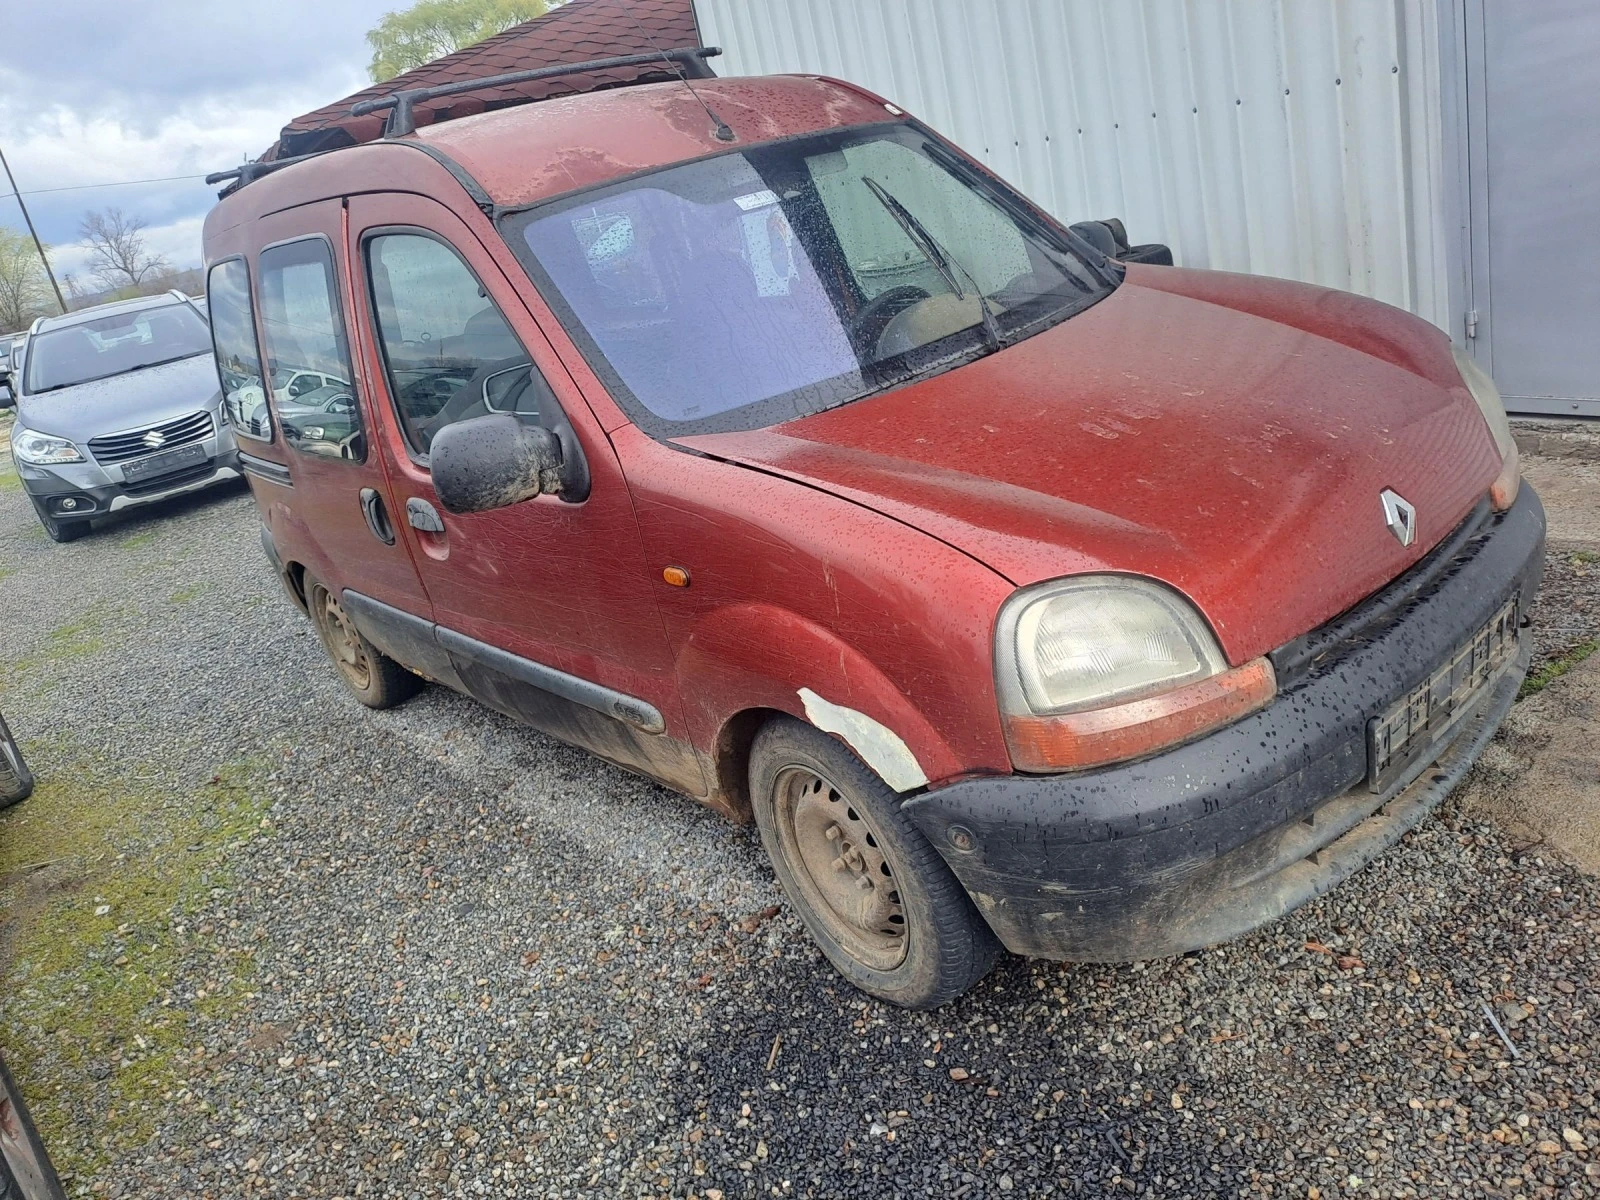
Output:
[
  {"xmin": 352, "ymin": 46, "xmax": 721, "ymax": 138},
  {"xmin": 205, "ymin": 152, "xmax": 327, "ymax": 199}
]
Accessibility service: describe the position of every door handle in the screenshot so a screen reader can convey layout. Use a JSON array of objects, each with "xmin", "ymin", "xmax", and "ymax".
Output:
[
  {"xmin": 406, "ymin": 497, "xmax": 446, "ymax": 533},
  {"xmin": 359, "ymin": 487, "xmax": 395, "ymax": 545}
]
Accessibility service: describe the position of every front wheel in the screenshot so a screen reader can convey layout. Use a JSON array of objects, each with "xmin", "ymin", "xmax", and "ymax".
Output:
[
  {"xmin": 750, "ymin": 717, "xmax": 1000, "ymax": 1009},
  {"xmin": 0, "ymin": 712, "xmax": 35, "ymax": 810},
  {"xmin": 28, "ymin": 495, "xmax": 89, "ymax": 543},
  {"xmin": 305, "ymin": 576, "xmax": 423, "ymax": 710}
]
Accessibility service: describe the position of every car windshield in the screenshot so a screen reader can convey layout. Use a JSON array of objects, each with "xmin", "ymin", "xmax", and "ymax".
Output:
[
  {"xmin": 24, "ymin": 303, "xmax": 211, "ymax": 394},
  {"xmin": 506, "ymin": 123, "xmax": 1115, "ymax": 436}
]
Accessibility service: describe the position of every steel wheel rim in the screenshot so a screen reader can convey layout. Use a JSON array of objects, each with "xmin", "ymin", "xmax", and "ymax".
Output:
[
  {"xmin": 773, "ymin": 765, "xmax": 907, "ymax": 971},
  {"xmin": 317, "ymin": 589, "xmax": 371, "ymax": 691}
]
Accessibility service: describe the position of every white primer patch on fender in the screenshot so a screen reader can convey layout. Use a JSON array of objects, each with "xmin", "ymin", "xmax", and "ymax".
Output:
[{"xmin": 797, "ymin": 688, "xmax": 928, "ymax": 792}]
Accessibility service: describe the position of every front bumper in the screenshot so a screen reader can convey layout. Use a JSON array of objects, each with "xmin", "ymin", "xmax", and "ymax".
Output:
[
  {"xmin": 15, "ymin": 431, "xmax": 241, "ymax": 521},
  {"xmin": 903, "ymin": 487, "xmax": 1546, "ymax": 961}
]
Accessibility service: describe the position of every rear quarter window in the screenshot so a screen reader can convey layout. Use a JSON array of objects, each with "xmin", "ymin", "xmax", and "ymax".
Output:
[{"xmin": 207, "ymin": 259, "xmax": 271, "ymax": 441}]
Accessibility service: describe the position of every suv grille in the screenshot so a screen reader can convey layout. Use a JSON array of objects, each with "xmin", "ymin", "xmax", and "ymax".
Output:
[{"xmin": 89, "ymin": 411, "xmax": 214, "ymax": 465}]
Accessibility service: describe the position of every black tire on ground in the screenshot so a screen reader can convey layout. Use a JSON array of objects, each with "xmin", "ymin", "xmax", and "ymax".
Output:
[
  {"xmin": 749, "ymin": 716, "xmax": 1001, "ymax": 1009},
  {"xmin": 27, "ymin": 495, "xmax": 89, "ymax": 543},
  {"xmin": 0, "ymin": 712, "xmax": 33, "ymax": 810},
  {"xmin": 304, "ymin": 575, "xmax": 423, "ymax": 710}
]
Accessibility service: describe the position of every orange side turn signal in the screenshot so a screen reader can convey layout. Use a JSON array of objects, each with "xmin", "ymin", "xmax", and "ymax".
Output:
[
  {"xmin": 662, "ymin": 566, "xmax": 691, "ymax": 588},
  {"xmin": 1003, "ymin": 657, "xmax": 1277, "ymax": 772}
]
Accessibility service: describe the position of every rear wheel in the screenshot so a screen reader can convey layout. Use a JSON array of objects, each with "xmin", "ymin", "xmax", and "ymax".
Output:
[
  {"xmin": 0, "ymin": 712, "xmax": 33, "ymax": 810},
  {"xmin": 750, "ymin": 717, "xmax": 1000, "ymax": 1009},
  {"xmin": 305, "ymin": 576, "xmax": 422, "ymax": 710},
  {"xmin": 28, "ymin": 495, "xmax": 89, "ymax": 543}
]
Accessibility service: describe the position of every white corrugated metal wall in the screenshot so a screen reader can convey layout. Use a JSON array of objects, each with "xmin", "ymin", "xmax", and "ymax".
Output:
[{"xmin": 692, "ymin": 0, "xmax": 1453, "ymax": 332}]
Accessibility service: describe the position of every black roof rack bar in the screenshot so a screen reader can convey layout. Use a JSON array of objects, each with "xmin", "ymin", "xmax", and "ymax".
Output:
[
  {"xmin": 205, "ymin": 152, "xmax": 328, "ymax": 198},
  {"xmin": 352, "ymin": 46, "xmax": 721, "ymax": 138}
]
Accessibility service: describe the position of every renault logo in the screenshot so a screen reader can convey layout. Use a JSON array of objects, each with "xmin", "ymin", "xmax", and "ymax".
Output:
[
  {"xmin": 1380, "ymin": 489, "xmax": 1417, "ymax": 547},
  {"xmin": 142, "ymin": 430, "xmax": 167, "ymax": 449}
]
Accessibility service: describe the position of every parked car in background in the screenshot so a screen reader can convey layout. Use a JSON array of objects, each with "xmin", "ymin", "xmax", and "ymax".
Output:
[
  {"xmin": 205, "ymin": 59, "xmax": 1542, "ymax": 1008},
  {"xmin": 5, "ymin": 291, "xmax": 240, "ymax": 542},
  {"xmin": 0, "ymin": 331, "xmax": 23, "ymax": 393}
]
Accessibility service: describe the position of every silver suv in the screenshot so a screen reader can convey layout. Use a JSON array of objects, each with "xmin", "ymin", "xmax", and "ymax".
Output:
[{"xmin": 5, "ymin": 291, "xmax": 240, "ymax": 542}]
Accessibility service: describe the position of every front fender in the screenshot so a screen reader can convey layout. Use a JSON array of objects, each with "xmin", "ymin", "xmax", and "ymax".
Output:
[{"xmin": 677, "ymin": 602, "xmax": 969, "ymax": 792}]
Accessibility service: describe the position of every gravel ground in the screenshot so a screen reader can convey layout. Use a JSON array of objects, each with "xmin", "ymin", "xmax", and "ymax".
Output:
[{"xmin": 1, "ymin": 455, "xmax": 1598, "ymax": 1199}]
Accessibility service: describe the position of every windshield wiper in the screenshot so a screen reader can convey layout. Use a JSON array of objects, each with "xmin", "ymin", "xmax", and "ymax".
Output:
[{"xmin": 859, "ymin": 175, "xmax": 1003, "ymax": 352}]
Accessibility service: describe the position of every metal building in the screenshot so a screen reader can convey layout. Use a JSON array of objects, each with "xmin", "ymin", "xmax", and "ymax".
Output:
[{"xmin": 692, "ymin": 0, "xmax": 1599, "ymax": 418}]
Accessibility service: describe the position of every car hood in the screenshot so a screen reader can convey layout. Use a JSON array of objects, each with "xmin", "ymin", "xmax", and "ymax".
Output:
[
  {"xmin": 16, "ymin": 354, "xmax": 221, "ymax": 441},
  {"xmin": 674, "ymin": 265, "xmax": 1503, "ymax": 664}
]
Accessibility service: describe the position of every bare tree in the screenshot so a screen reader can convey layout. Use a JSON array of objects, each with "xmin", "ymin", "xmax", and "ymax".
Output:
[{"xmin": 77, "ymin": 208, "xmax": 170, "ymax": 291}]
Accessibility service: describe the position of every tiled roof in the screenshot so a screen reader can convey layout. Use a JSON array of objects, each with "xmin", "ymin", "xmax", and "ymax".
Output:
[{"xmin": 266, "ymin": 0, "xmax": 702, "ymax": 159}]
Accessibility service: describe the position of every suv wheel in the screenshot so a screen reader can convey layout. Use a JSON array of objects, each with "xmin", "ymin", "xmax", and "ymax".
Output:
[
  {"xmin": 28, "ymin": 495, "xmax": 89, "ymax": 543},
  {"xmin": 0, "ymin": 712, "xmax": 34, "ymax": 810},
  {"xmin": 749, "ymin": 717, "xmax": 1000, "ymax": 1009},
  {"xmin": 305, "ymin": 576, "xmax": 423, "ymax": 710}
]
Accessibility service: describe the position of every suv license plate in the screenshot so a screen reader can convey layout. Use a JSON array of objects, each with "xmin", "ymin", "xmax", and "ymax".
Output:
[
  {"xmin": 121, "ymin": 442, "xmax": 207, "ymax": 483},
  {"xmin": 1367, "ymin": 595, "xmax": 1520, "ymax": 792}
]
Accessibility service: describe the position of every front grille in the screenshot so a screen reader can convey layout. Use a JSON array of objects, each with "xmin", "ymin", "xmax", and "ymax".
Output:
[
  {"xmin": 120, "ymin": 460, "xmax": 216, "ymax": 496},
  {"xmin": 1269, "ymin": 499, "xmax": 1497, "ymax": 691},
  {"xmin": 88, "ymin": 411, "xmax": 214, "ymax": 465}
]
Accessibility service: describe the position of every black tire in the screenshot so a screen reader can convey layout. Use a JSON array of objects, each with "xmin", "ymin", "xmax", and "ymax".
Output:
[
  {"xmin": 749, "ymin": 717, "xmax": 1000, "ymax": 1009},
  {"xmin": 0, "ymin": 712, "xmax": 33, "ymax": 810},
  {"xmin": 27, "ymin": 495, "xmax": 89, "ymax": 543},
  {"xmin": 304, "ymin": 575, "xmax": 423, "ymax": 710}
]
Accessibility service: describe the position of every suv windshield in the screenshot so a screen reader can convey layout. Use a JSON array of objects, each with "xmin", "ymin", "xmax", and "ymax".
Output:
[
  {"xmin": 506, "ymin": 123, "xmax": 1115, "ymax": 436},
  {"xmin": 24, "ymin": 302, "xmax": 211, "ymax": 394}
]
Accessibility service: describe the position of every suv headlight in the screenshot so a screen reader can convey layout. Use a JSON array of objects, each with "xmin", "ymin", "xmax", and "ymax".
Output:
[
  {"xmin": 12, "ymin": 428, "xmax": 85, "ymax": 466},
  {"xmin": 994, "ymin": 576, "xmax": 1276, "ymax": 772},
  {"xmin": 1452, "ymin": 346, "xmax": 1520, "ymax": 510}
]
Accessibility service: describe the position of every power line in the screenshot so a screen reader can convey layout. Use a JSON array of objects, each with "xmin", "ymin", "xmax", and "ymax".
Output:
[{"xmin": 11, "ymin": 172, "xmax": 212, "ymax": 197}]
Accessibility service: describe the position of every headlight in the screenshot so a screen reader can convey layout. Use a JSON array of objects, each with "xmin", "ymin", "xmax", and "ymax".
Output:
[
  {"xmin": 12, "ymin": 428, "xmax": 85, "ymax": 466},
  {"xmin": 1452, "ymin": 345, "xmax": 1520, "ymax": 510},
  {"xmin": 994, "ymin": 576, "xmax": 1275, "ymax": 772}
]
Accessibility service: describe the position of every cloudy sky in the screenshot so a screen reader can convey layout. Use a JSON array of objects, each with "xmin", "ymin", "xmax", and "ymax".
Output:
[{"xmin": 1, "ymin": 0, "xmax": 401, "ymax": 287}]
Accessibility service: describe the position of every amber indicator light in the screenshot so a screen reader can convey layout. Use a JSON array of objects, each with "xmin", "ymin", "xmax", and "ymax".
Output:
[{"xmin": 662, "ymin": 566, "xmax": 691, "ymax": 588}]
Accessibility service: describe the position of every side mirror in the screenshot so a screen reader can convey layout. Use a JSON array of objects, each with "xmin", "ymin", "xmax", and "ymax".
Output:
[
  {"xmin": 0, "ymin": 381, "xmax": 14, "ymax": 410},
  {"xmin": 1068, "ymin": 218, "xmax": 1174, "ymax": 267},
  {"xmin": 431, "ymin": 413, "xmax": 563, "ymax": 515}
]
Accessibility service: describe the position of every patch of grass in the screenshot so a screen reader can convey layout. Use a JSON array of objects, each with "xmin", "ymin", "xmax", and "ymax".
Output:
[
  {"xmin": 1571, "ymin": 549, "xmax": 1600, "ymax": 567},
  {"xmin": 118, "ymin": 531, "xmax": 156, "ymax": 550},
  {"xmin": 0, "ymin": 751, "xmax": 270, "ymax": 1180},
  {"xmin": 0, "ymin": 469, "xmax": 20, "ymax": 493},
  {"xmin": 168, "ymin": 583, "xmax": 205, "ymax": 604},
  {"xmin": 1519, "ymin": 638, "xmax": 1600, "ymax": 699}
]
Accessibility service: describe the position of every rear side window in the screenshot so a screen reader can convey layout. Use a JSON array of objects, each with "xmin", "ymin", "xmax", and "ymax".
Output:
[
  {"xmin": 258, "ymin": 239, "xmax": 364, "ymax": 462},
  {"xmin": 364, "ymin": 232, "xmax": 553, "ymax": 456},
  {"xmin": 207, "ymin": 259, "xmax": 271, "ymax": 441}
]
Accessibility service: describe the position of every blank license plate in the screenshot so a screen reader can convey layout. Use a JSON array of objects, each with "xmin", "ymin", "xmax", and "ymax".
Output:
[
  {"xmin": 121, "ymin": 441, "xmax": 207, "ymax": 483},
  {"xmin": 1367, "ymin": 595, "xmax": 1519, "ymax": 792}
]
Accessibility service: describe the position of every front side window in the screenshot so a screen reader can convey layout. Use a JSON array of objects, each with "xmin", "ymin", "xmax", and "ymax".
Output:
[
  {"xmin": 207, "ymin": 259, "xmax": 270, "ymax": 440},
  {"xmin": 24, "ymin": 301, "xmax": 211, "ymax": 395},
  {"xmin": 364, "ymin": 232, "xmax": 553, "ymax": 456},
  {"xmin": 258, "ymin": 239, "xmax": 364, "ymax": 461},
  {"xmin": 507, "ymin": 122, "xmax": 1113, "ymax": 437}
]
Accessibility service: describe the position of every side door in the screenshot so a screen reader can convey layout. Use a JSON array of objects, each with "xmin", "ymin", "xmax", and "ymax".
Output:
[
  {"xmin": 346, "ymin": 193, "xmax": 706, "ymax": 797},
  {"xmin": 250, "ymin": 200, "xmax": 433, "ymax": 628}
]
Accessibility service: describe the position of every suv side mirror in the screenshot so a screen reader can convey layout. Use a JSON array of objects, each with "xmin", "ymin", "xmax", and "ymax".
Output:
[
  {"xmin": 431, "ymin": 413, "xmax": 563, "ymax": 515},
  {"xmin": 0, "ymin": 381, "xmax": 14, "ymax": 410},
  {"xmin": 1068, "ymin": 218, "xmax": 1174, "ymax": 267}
]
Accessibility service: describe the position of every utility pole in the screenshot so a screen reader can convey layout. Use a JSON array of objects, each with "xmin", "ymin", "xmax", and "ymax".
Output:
[{"xmin": 0, "ymin": 142, "xmax": 67, "ymax": 314}]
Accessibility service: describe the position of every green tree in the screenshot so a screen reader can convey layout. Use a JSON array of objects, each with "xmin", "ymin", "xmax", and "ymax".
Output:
[
  {"xmin": 367, "ymin": 0, "xmax": 554, "ymax": 82},
  {"xmin": 0, "ymin": 227, "xmax": 52, "ymax": 332}
]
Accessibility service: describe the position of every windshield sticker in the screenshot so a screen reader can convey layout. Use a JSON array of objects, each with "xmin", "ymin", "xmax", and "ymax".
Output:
[{"xmin": 733, "ymin": 189, "xmax": 778, "ymax": 211}]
